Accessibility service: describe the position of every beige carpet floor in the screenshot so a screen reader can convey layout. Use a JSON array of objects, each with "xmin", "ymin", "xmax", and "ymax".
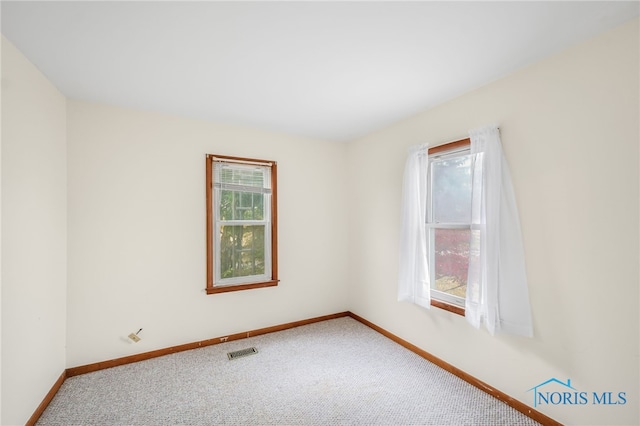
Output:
[{"xmin": 37, "ymin": 317, "xmax": 540, "ymax": 425}]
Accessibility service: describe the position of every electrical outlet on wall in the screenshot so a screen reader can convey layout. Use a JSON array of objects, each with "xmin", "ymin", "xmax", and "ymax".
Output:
[
  {"xmin": 128, "ymin": 328, "xmax": 143, "ymax": 342},
  {"xmin": 128, "ymin": 333, "xmax": 141, "ymax": 342}
]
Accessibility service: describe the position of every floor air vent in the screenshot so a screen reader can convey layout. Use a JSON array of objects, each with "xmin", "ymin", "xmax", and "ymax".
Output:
[{"xmin": 227, "ymin": 347, "xmax": 258, "ymax": 360}]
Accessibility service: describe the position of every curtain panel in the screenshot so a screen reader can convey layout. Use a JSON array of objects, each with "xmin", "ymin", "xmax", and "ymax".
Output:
[
  {"xmin": 397, "ymin": 143, "xmax": 431, "ymax": 309},
  {"xmin": 466, "ymin": 125, "xmax": 533, "ymax": 336}
]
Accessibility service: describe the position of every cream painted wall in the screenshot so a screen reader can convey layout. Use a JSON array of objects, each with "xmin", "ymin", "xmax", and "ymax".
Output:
[
  {"xmin": 1, "ymin": 36, "xmax": 67, "ymax": 425},
  {"xmin": 66, "ymin": 100, "xmax": 349, "ymax": 367},
  {"xmin": 346, "ymin": 18, "xmax": 639, "ymax": 426}
]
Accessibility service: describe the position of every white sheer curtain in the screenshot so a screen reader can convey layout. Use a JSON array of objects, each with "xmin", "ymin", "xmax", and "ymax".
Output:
[
  {"xmin": 397, "ymin": 143, "xmax": 431, "ymax": 309},
  {"xmin": 465, "ymin": 125, "xmax": 533, "ymax": 336}
]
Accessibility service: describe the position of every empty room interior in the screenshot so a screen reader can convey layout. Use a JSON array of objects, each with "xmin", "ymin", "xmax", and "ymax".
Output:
[{"xmin": 1, "ymin": 2, "xmax": 639, "ymax": 425}]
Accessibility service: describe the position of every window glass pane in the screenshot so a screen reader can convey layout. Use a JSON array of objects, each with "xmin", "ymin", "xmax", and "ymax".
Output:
[
  {"xmin": 219, "ymin": 190, "xmax": 264, "ymax": 221},
  {"xmin": 219, "ymin": 225, "xmax": 266, "ymax": 279},
  {"xmin": 432, "ymin": 155, "xmax": 472, "ymax": 223},
  {"xmin": 432, "ymin": 228, "xmax": 470, "ymax": 299}
]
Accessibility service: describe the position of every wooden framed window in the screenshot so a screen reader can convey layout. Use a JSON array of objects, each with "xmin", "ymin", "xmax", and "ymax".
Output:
[
  {"xmin": 426, "ymin": 138, "xmax": 471, "ymax": 315},
  {"xmin": 206, "ymin": 154, "xmax": 278, "ymax": 294}
]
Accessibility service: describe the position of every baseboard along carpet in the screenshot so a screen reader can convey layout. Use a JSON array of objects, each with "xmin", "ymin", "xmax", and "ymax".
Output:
[{"xmin": 37, "ymin": 317, "xmax": 541, "ymax": 425}]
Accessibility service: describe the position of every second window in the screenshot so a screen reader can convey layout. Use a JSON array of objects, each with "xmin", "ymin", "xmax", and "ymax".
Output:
[{"xmin": 427, "ymin": 139, "xmax": 472, "ymax": 310}]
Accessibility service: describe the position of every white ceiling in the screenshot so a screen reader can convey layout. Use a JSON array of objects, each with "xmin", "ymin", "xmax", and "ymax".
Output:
[{"xmin": 2, "ymin": 1, "xmax": 638, "ymax": 141}]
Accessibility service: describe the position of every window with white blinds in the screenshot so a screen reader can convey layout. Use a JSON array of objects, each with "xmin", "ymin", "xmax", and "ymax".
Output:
[{"xmin": 206, "ymin": 155, "xmax": 278, "ymax": 294}]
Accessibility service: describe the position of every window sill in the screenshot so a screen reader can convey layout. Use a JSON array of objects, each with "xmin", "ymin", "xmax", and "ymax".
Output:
[
  {"xmin": 431, "ymin": 299, "xmax": 465, "ymax": 316},
  {"xmin": 206, "ymin": 280, "xmax": 279, "ymax": 295}
]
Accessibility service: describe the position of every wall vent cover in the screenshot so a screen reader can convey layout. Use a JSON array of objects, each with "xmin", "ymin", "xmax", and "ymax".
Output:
[{"xmin": 227, "ymin": 347, "xmax": 258, "ymax": 360}]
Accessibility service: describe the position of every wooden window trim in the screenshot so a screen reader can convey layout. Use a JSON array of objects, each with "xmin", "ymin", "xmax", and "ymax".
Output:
[
  {"xmin": 427, "ymin": 138, "xmax": 470, "ymax": 316},
  {"xmin": 427, "ymin": 137, "xmax": 470, "ymax": 156},
  {"xmin": 205, "ymin": 154, "xmax": 279, "ymax": 295},
  {"xmin": 431, "ymin": 299, "xmax": 465, "ymax": 316}
]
